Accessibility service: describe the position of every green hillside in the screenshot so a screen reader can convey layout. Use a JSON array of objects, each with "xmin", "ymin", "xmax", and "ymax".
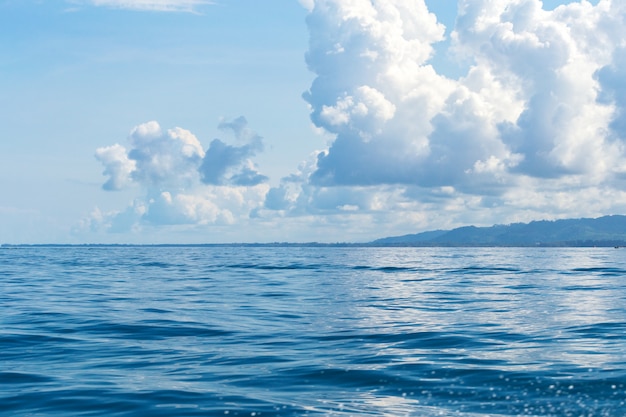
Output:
[{"xmin": 372, "ymin": 215, "xmax": 626, "ymax": 246}]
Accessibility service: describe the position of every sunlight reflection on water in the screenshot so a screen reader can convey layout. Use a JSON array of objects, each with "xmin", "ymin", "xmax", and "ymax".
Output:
[{"xmin": 1, "ymin": 246, "xmax": 625, "ymax": 416}]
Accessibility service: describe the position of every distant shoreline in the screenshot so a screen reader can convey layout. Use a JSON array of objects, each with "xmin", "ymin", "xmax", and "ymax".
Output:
[
  {"xmin": 2, "ymin": 242, "xmax": 625, "ymax": 248},
  {"xmin": 5, "ymin": 215, "xmax": 626, "ymax": 248}
]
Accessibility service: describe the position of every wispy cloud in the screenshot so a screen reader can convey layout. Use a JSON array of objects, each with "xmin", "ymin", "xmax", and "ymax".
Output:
[{"xmin": 80, "ymin": 0, "xmax": 213, "ymax": 12}]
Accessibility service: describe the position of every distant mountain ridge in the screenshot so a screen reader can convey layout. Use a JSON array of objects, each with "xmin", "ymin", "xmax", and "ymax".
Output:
[{"xmin": 372, "ymin": 215, "xmax": 626, "ymax": 247}]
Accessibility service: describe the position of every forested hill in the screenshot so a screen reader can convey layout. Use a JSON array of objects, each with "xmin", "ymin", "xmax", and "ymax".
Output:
[{"xmin": 371, "ymin": 215, "xmax": 626, "ymax": 247}]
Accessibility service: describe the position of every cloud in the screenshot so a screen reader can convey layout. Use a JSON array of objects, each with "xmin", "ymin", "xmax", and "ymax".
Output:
[
  {"xmin": 83, "ymin": 0, "xmax": 626, "ymax": 242},
  {"xmin": 96, "ymin": 118, "xmax": 267, "ymax": 191},
  {"xmin": 92, "ymin": 118, "xmax": 269, "ymax": 233},
  {"xmin": 454, "ymin": 0, "xmax": 619, "ymax": 180},
  {"xmin": 80, "ymin": 0, "xmax": 212, "ymax": 12},
  {"xmin": 126, "ymin": 121, "xmax": 205, "ymax": 188},
  {"xmin": 94, "ymin": 121, "xmax": 206, "ymax": 192},
  {"xmin": 199, "ymin": 116, "xmax": 267, "ymax": 186},
  {"xmin": 302, "ymin": 0, "xmax": 626, "ymax": 192},
  {"xmin": 298, "ymin": 0, "xmax": 314, "ymax": 12},
  {"xmin": 114, "ymin": 185, "xmax": 267, "ymax": 229},
  {"xmin": 254, "ymin": 0, "xmax": 626, "ymax": 239},
  {"xmin": 95, "ymin": 143, "xmax": 136, "ymax": 191},
  {"xmin": 598, "ymin": 45, "xmax": 626, "ymax": 143},
  {"xmin": 303, "ymin": 0, "xmax": 451, "ymax": 187}
]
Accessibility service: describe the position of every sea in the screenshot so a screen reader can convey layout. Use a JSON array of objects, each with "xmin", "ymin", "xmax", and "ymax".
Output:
[{"xmin": 1, "ymin": 245, "xmax": 625, "ymax": 417}]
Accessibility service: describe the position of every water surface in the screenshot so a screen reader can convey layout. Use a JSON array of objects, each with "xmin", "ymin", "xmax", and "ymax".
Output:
[{"xmin": 1, "ymin": 246, "xmax": 625, "ymax": 416}]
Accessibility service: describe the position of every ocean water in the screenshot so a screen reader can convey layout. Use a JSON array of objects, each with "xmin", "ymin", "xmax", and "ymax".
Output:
[{"xmin": 1, "ymin": 246, "xmax": 626, "ymax": 416}]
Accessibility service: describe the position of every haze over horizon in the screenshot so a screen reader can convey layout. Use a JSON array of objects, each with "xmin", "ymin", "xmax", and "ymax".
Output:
[{"xmin": 2, "ymin": 0, "xmax": 626, "ymax": 244}]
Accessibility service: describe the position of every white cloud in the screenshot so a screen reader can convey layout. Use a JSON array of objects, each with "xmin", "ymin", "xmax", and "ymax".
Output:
[
  {"xmin": 96, "ymin": 119, "xmax": 267, "ymax": 192},
  {"xmin": 319, "ymin": 86, "xmax": 396, "ymax": 137},
  {"xmin": 126, "ymin": 121, "xmax": 205, "ymax": 189},
  {"xmin": 83, "ymin": 0, "xmax": 212, "ymax": 12},
  {"xmin": 290, "ymin": 0, "xmax": 626, "ymax": 229},
  {"xmin": 451, "ymin": 0, "xmax": 619, "ymax": 179},
  {"xmin": 83, "ymin": 0, "xmax": 626, "ymax": 242},
  {"xmin": 95, "ymin": 143, "xmax": 136, "ymax": 191},
  {"xmin": 142, "ymin": 188, "xmax": 263, "ymax": 226},
  {"xmin": 298, "ymin": 0, "xmax": 314, "ymax": 12},
  {"xmin": 84, "ymin": 184, "xmax": 269, "ymax": 235},
  {"xmin": 303, "ymin": 0, "xmax": 626, "ymax": 187},
  {"xmin": 92, "ymin": 118, "xmax": 269, "ymax": 234},
  {"xmin": 199, "ymin": 117, "xmax": 266, "ymax": 186}
]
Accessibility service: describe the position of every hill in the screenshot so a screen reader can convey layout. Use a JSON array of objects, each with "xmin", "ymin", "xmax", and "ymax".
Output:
[{"xmin": 371, "ymin": 215, "xmax": 626, "ymax": 247}]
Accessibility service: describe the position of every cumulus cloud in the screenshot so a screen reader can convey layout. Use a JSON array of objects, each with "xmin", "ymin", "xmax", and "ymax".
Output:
[
  {"xmin": 199, "ymin": 117, "xmax": 266, "ymax": 186},
  {"xmin": 598, "ymin": 46, "xmax": 626, "ymax": 144},
  {"xmin": 455, "ymin": 0, "xmax": 619, "ymax": 180},
  {"xmin": 140, "ymin": 187, "xmax": 267, "ymax": 226},
  {"xmin": 96, "ymin": 118, "xmax": 267, "ymax": 191},
  {"xmin": 84, "ymin": 0, "xmax": 626, "ymax": 242},
  {"xmin": 126, "ymin": 121, "xmax": 205, "ymax": 188},
  {"xmin": 92, "ymin": 118, "xmax": 268, "ymax": 233},
  {"xmin": 95, "ymin": 121, "xmax": 205, "ymax": 191},
  {"xmin": 81, "ymin": 0, "xmax": 212, "ymax": 12},
  {"xmin": 297, "ymin": 0, "xmax": 626, "ymax": 213},
  {"xmin": 253, "ymin": 0, "xmax": 626, "ymax": 239},
  {"xmin": 303, "ymin": 0, "xmax": 451, "ymax": 186},
  {"xmin": 95, "ymin": 143, "xmax": 136, "ymax": 191}
]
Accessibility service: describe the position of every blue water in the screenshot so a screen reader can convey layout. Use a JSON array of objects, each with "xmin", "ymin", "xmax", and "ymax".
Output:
[{"xmin": 1, "ymin": 246, "xmax": 625, "ymax": 416}]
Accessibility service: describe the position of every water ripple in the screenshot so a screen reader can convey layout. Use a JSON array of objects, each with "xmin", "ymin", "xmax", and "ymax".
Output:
[{"xmin": 1, "ymin": 246, "xmax": 626, "ymax": 416}]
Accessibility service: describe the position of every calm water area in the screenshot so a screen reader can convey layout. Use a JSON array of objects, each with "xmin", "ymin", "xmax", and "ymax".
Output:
[{"xmin": 1, "ymin": 246, "xmax": 625, "ymax": 416}]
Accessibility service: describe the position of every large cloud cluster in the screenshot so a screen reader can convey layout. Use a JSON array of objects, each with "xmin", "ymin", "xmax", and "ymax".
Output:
[
  {"xmin": 256, "ymin": 0, "xmax": 626, "ymax": 237},
  {"xmin": 302, "ymin": 0, "xmax": 626, "ymax": 193},
  {"xmin": 86, "ymin": 0, "xmax": 626, "ymax": 241}
]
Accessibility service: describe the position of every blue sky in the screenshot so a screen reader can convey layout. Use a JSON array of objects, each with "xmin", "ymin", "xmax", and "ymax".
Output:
[{"xmin": 1, "ymin": 0, "xmax": 623, "ymax": 244}]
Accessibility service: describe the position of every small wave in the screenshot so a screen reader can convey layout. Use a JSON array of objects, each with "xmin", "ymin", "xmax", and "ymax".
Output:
[
  {"xmin": 352, "ymin": 265, "xmax": 429, "ymax": 273},
  {"xmin": 0, "ymin": 372, "xmax": 54, "ymax": 384},
  {"xmin": 564, "ymin": 322, "xmax": 626, "ymax": 338},
  {"xmin": 78, "ymin": 320, "xmax": 235, "ymax": 340},
  {"xmin": 227, "ymin": 262, "xmax": 331, "ymax": 270},
  {"xmin": 450, "ymin": 266, "xmax": 523, "ymax": 275},
  {"xmin": 569, "ymin": 267, "xmax": 626, "ymax": 276},
  {"xmin": 137, "ymin": 261, "xmax": 177, "ymax": 268}
]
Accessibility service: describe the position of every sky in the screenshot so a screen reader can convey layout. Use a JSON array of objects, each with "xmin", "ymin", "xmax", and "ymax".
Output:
[{"xmin": 1, "ymin": 0, "xmax": 625, "ymax": 244}]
